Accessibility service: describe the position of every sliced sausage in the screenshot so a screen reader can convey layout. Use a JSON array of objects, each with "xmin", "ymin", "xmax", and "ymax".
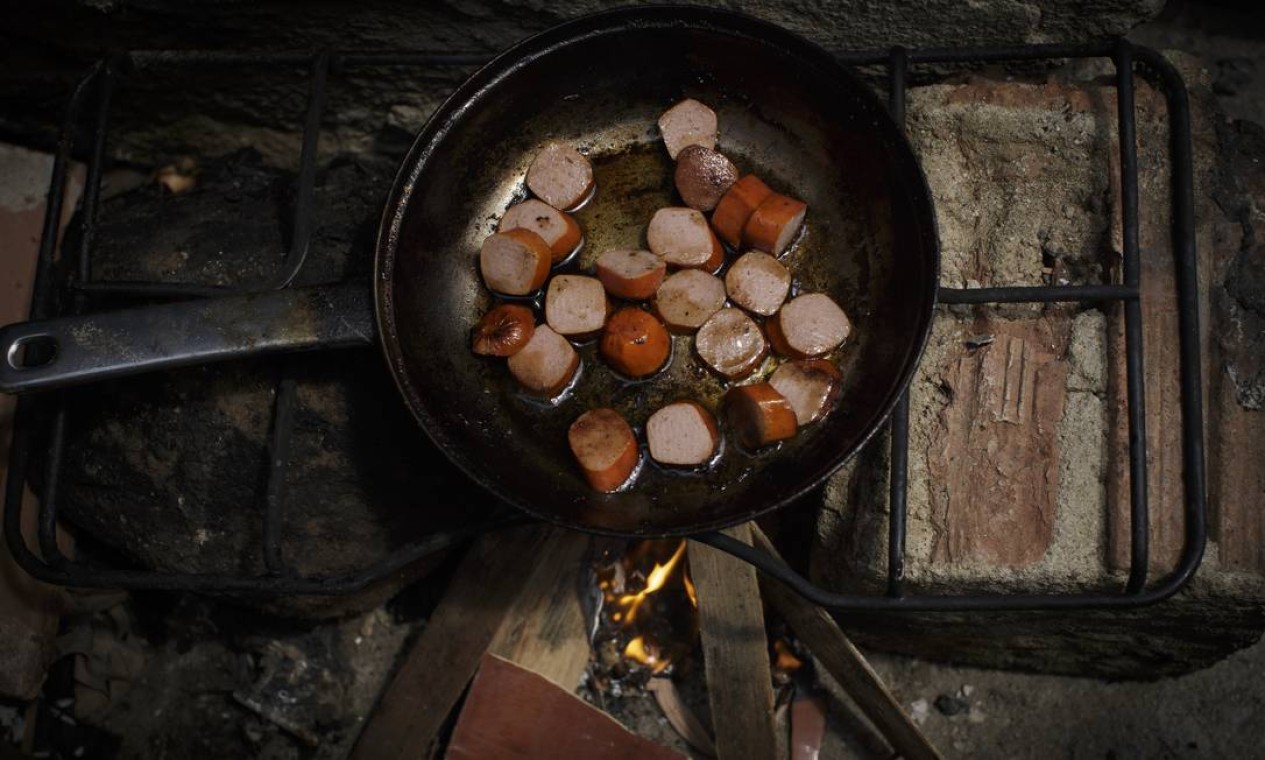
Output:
[
  {"xmin": 767, "ymin": 293, "xmax": 852, "ymax": 358},
  {"xmin": 498, "ymin": 199, "xmax": 583, "ymax": 262},
  {"xmin": 674, "ymin": 145, "xmax": 738, "ymax": 212},
  {"xmin": 646, "ymin": 401, "xmax": 719, "ymax": 467},
  {"xmin": 508, "ymin": 325, "xmax": 580, "ymax": 397},
  {"xmin": 724, "ymin": 383, "xmax": 798, "ymax": 449},
  {"xmin": 479, "ymin": 229, "xmax": 552, "ymax": 296},
  {"xmin": 595, "ymin": 249, "xmax": 666, "ymax": 301},
  {"xmin": 526, "ymin": 143, "xmax": 594, "ymax": 211},
  {"xmin": 710, "ymin": 174, "xmax": 773, "ymax": 248},
  {"xmin": 568, "ymin": 408, "xmax": 639, "ymax": 492},
  {"xmin": 743, "ymin": 193, "xmax": 807, "ymax": 256},
  {"xmin": 471, "ymin": 304, "xmax": 535, "ymax": 357},
  {"xmin": 658, "ymin": 98, "xmax": 718, "ymax": 160},
  {"xmin": 724, "ymin": 250, "xmax": 791, "ymax": 316},
  {"xmin": 653, "ymin": 269, "xmax": 726, "ymax": 332},
  {"xmin": 769, "ymin": 359, "xmax": 843, "ymax": 426},
  {"xmin": 545, "ymin": 275, "xmax": 607, "ymax": 338},
  {"xmin": 695, "ymin": 308, "xmax": 767, "ymax": 381},
  {"xmin": 599, "ymin": 307, "xmax": 671, "ymax": 379},
  {"xmin": 647, "ymin": 207, "xmax": 724, "ymax": 272}
]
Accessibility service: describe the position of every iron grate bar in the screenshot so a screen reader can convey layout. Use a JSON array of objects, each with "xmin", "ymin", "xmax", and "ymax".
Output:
[{"xmin": 1, "ymin": 41, "xmax": 1205, "ymax": 610}]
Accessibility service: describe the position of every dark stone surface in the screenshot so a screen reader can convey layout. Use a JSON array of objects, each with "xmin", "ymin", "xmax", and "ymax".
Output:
[{"xmin": 46, "ymin": 149, "xmax": 493, "ymax": 617}]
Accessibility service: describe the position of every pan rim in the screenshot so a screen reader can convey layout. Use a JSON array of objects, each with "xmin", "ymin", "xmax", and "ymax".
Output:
[{"xmin": 374, "ymin": 5, "xmax": 941, "ymax": 537}]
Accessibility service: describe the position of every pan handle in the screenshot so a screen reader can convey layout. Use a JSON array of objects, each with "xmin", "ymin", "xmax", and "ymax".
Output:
[{"xmin": 0, "ymin": 282, "xmax": 376, "ymax": 394}]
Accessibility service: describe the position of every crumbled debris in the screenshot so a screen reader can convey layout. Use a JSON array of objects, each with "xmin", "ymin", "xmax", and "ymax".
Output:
[{"xmin": 934, "ymin": 693, "xmax": 969, "ymax": 716}]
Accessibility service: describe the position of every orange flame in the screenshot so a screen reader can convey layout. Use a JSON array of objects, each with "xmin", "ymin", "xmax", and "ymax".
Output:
[
  {"xmin": 615, "ymin": 540, "xmax": 687, "ymax": 625},
  {"xmin": 773, "ymin": 639, "xmax": 804, "ymax": 673},
  {"xmin": 624, "ymin": 635, "xmax": 670, "ymax": 674}
]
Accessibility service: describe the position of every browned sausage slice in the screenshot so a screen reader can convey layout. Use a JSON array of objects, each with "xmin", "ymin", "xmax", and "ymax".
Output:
[
  {"xmin": 724, "ymin": 250, "xmax": 791, "ymax": 316},
  {"xmin": 526, "ymin": 143, "xmax": 594, "ymax": 211},
  {"xmin": 768, "ymin": 359, "xmax": 843, "ymax": 425},
  {"xmin": 743, "ymin": 193, "xmax": 807, "ymax": 256},
  {"xmin": 695, "ymin": 308, "xmax": 767, "ymax": 380},
  {"xmin": 710, "ymin": 174, "xmax": 773, "ymax": 248},
  {"xmin": 658, "ymin": 98, "xmax": 718, "ymax": 159},
  {"xmin": 653, "ymin": 269, "xmax": 726, "ymax": 332},
  {"xmin": 674, "ymin": 145, "xmax": 738, "ymax": 212},
  {"xmin": 507, "ymin": 325, "xmax": 580, "ymax": 397},
  {"xmin": 498, "ymin": 199, "xmax": 583, "ymax": 262},
  {"xmin": 767, "ymin": 293, "xmax": 852, "ymax": 358},
  {"xmin": 647, "ymin": 207, "xmax": 724, "ymax": 272},
  {"xmin": 545, "ymin": 275, "xmax": 607, "ymax": 338},
  {"xmin": 599, "ymin": 307, "xmax": 671, "ymax": 379},
  {"xmin": 568, "ymin": 408, "xmax": 639, "ymax": 492},
  {"xmin": 479, "ymin": 229, "xmax": 552, "ymax": 296},
  {"xmin": 471, "ymin": 304, "xmax": 536, "ymax": 357},
  {"xmin": 646, "ymin": 401, "xmax": 719, "ymax": 466},
  {"xmin": 724, "ymin": 383, "xmax": 798, "ymax": 449},
  {"xmin": 595, "ymin": 249, "xmax": 666, "ymax": 301}
]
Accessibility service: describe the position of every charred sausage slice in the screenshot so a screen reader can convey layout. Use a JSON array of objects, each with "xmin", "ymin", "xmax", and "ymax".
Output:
[
  {"xmin": 498, "ymin": 199, "xmax": 583, "ymax": 263},
  {"xmin": 724, "ymin": 250, "xmax": 791, "ymax": 316},
  {"xmin": 653, "ymin": 270, "xmax": 726, "ymax": 332},
  {"xmin": 507, "ymin": 325, "xmax": 579, "ymax": 397},
  {"xmin": 725, "ymin": 383, "xmax": 798, "ymax": 449},
  {"xmin": 595, "ymin": 249, "xmax": 666, "ymax": 301},
  {"xmin": 526, "ymin": 143, "xmax": 594, "ymax": 211},
  {"xmin": 767, "ymin": 293, "xmax": 851, "ymax": 358},
  {"xmin": 545, "ymin": 275, "xmax": 607, "ymax": 338},
  {"xmin": 646, "ymin": 401, "xmax": 719, "ymax": 467},
  {"xmin": 479, "ymin": 229, "xmax": 552, "ymax": 296},
  {"xmin": 768, "ymin": 359, "xmax": 843, "ymax": 426},
  {"xmin": 674, "ymin": 145, "xmax": 738, "ymax": 212},
  {"xmin": 471, "ymin": 304, "xmax": 535, "ymax": 357},
  {"xmin": 658, "ymin": 98, "xmax": 718, "ymax": 160},
  {"xmin": 695, "ymin": 308, "xmax": 767, "ymax": 381},
  {"xmin": 568, "ymin": 408, "xmax": 639, "ymax": 492},
  {"xmin": 647, "ymin": 207, "xmax": 724, "ymax": 272}
]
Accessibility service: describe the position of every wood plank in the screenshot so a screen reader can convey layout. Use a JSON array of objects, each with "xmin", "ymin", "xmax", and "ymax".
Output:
[
  {"xmin": 751, "ymin": 525, "xmax": 944, "ymax": 760},
  {"xmin": 487, "ymin": 528, "xmax": 591, "ymax": 691},
  {"xmin": 688, "ymin": 523, "xmax": 776, "ymax": 760},
  {"xmin": 446, "ymin": 654, "xmax": 685, "ymax": 760},
  {"xmin": 351, "ymin": 525, "xmax": 549, "ymax": 760}
]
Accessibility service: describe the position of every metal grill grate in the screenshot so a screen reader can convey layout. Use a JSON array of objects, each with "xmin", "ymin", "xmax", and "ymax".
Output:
[{"xmin": 3, "ymin": 41, "xmax": 1205, "ymax": 609}]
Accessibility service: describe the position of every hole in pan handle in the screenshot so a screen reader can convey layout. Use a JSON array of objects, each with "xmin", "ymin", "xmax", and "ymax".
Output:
[{"xmin": 0, "ymin": 282, "xmax": 376, "ymax": 394}]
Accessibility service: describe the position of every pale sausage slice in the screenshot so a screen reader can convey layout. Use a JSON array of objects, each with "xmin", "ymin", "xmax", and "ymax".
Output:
[
  {"xmin": 646, "ymin": 401, "xmax": 719, "ymax": 467},
  {"xmin": 711, "ymin": 174, "xmax": 773, "ymax": 248},
  {"xmin": 654, "ymin": 270, "xmax": 726, "ymax": 332},
  {"xmin": 569, "ymin": 408, "xmax": 639, "ymax": 492},
  {"xmin": 743, "ymin": 193, "xmax": 807, "ymax": 256},
  {"xmin": 498, "ymin": 199, "xmax": 583, "ymax": 262},
  {"xmin": 508, "ymin": 325, "xmax": 579, "ymax": 397},
  {"xmin": 526, "ymin": 143, "xmax": 594, "ymax": 211},
  {"xmin": 479, "ymin": 229, "xmax": 552, "ymax": 296},
  {"xmin": 725, "ymin": 251, "xmax": 791, "ymax": 316},
  {"xmin": 647, "ymin": 207, "xmax": 723, "ymax": 272},
  {"xmin": 545, "ymin": 275, "xmax": 607, "ymax": 338},
  {"xmin": 695, "ymin": 308, "xmax": 767, "ymax": 381},
  {"xmin": 658, "ymin": 98, "xmax": 718, "ymax": 159},
  {"xmin": 725, "ymin": 383, "xmax": 798, "ymax": 449},
  {"xmin": 674, "ymin": 145, "xmax": 738, "ymax": 212},
  {"xmin": 595, "ymin": 249, "xmax": 666, "ymax": 301},
  {"xmin": 600, "ymin": 307, "xmax": 670, "ymax": 379},
  {"xmin": 769, "ymin": 359, "xmax": 843, "ymax": 426},
  {"xmin": 768, "ymin": 293, "xmax": 852, "ymax": 359}
]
